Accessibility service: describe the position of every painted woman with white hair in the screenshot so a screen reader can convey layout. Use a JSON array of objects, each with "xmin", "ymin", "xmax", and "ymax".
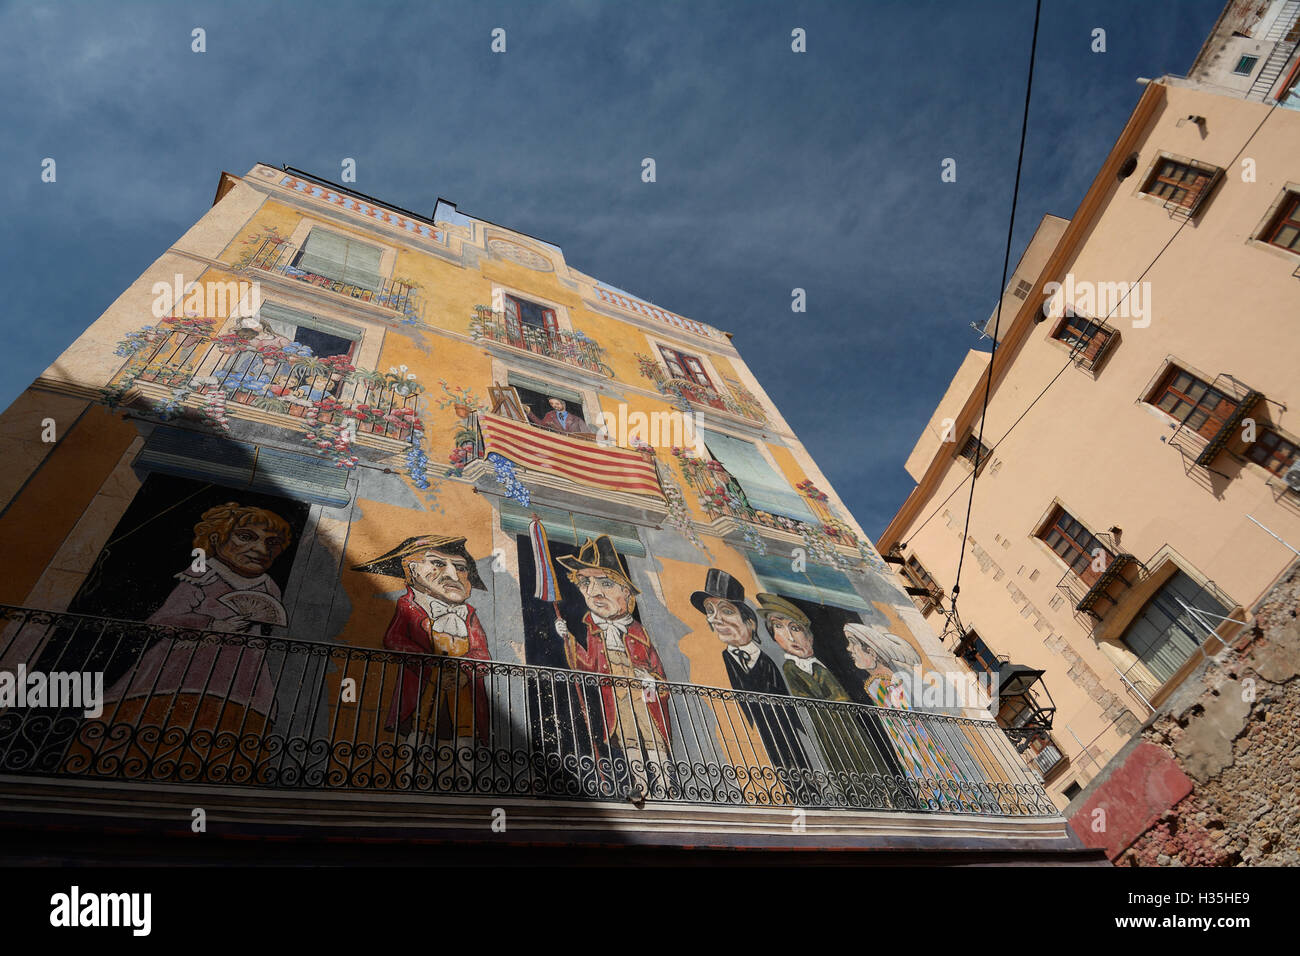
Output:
[{"xmin": 843, "ymin": 622, "xmax": 971, "ymax": 810}]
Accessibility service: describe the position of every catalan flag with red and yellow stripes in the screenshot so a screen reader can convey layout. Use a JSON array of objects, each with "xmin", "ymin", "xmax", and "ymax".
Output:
[{"xmin": 478, "ymin": 414, "xmax": 663, "ymax": 499}]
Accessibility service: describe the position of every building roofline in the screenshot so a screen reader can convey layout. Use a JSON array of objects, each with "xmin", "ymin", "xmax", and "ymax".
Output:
[{"xmin": 877, "ymin": 79, "xmax": 1168, "ymax": 549}]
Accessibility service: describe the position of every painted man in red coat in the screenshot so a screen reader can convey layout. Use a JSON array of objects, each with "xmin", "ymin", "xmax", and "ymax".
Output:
[
  {"xmin": 553, "ymin": 535, "xmax": 672, "ymax": 797},
  {"xmin": 353, "ymin": 535, "xmax": 491, "ymax": 751}
]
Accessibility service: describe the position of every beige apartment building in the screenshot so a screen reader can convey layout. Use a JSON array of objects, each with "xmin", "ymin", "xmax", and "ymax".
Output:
[{"xmin": 879, "ymin": 75, "xmax": 1300, "ymax": 809}]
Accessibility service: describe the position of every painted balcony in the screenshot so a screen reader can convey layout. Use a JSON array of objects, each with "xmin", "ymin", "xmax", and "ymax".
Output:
[
  {"xmin": 635, "ymin": 356, "xmax": 766, "ymax": 423},
  {"xmin": 104, "ymin": 318, "xmax": 422, "ymax": 458},
  {"xmin": 243, "ymin": 237, "xmax": 424, "ymax": 323},
  {"xmin": 0, "ymin": 604, "xmax": 1056, "ymax": 817},
  {"xmin": 671, "ymin": 453, "xmax": 876, "ymax": 568},
  {"xmin": 470, "ymin": 306, "xmax": 613, "ymax": 377}
]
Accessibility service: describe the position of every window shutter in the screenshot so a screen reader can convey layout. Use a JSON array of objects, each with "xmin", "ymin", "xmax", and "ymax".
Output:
[
  {"xmin": 297, "ymin": 231, "xmax": 382, "ymax": 292},
  {"xmin": 340, "ymin": 241, "xmax": 382, "ymax": 291},
  {"xmin": 297, "ymin": 231, "xmax": 351, "ymax": 279},
  {"xmin": 542, "ymin": 308, "xmax": 559, "ymax": 333},
  {"xmin": 702, "ymin": 430, "xmax": 819, "ymax": 523}
]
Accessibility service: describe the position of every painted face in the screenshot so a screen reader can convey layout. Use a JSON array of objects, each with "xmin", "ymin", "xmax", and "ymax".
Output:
[
  {"xmin": 848, "ymin": 639, "xmax": 886, "ymax": 675},
  {"xmin": 575, "ymin": 570, "xmax": 632, "ymax": 618},
  {"xmin": 406, "ymin": 549, "xmax": 472, "ymax": 604},
  {"xmin": 769, "ymin": 614, "xmax": 814, "ymax": 659},
  {"xmin": 214, "ymin": 523, "xmax": 286, "ymax": 577},
  {"xmin": 704, "ymin": 597, "xmax": 753, "ymax": 647},
  {"xmin": 548, "ymin": 398, "xmax": 565, "ymax": 411}
]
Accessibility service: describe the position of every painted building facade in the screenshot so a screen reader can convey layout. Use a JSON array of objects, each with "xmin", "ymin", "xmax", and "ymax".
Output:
[
  {"xmin": 880, "ymin": 76, "xmax": 1300, "ymax": 812},
  {"xmin": 0, "ymin": 164, "xmax": 1081, "ymax": 855}
]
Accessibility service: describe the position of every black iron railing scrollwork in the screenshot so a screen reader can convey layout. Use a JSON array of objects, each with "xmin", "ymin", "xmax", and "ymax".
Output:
[{"xmin": 0, "ymin": 604, "xmax": 1057, "ymax": 816}]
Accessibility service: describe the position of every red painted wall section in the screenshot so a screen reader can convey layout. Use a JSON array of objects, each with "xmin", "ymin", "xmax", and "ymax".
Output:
[{"xmin": 1067, "ymin": 741, "xmax": 1194, "ymax": 859}]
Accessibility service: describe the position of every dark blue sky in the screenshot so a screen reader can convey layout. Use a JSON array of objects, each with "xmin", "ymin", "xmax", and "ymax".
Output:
[{"xmin": 0, "ymin": 0, "xmax": 1224, "ymax": 537}]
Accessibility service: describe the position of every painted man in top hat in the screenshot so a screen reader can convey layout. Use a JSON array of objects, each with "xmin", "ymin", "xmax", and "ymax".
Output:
[
  {"xmin": 553, "ymin": 534, "xmax": 671, "ymax": 796},
  {"xmin": 756, "ymin": 594, "xmax": 899, "ymax": 808},
  {"xmin": 691, "ymin": 570, "xmax": 813, "ymax": 801},
  {"xmin": 353, "ymin": 535, "xmax": 492, "ymax": 752}
]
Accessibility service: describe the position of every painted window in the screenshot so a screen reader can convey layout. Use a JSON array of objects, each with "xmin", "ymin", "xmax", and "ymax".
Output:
[
  {"xmin": 1262, "ymin": 191, "xmax": 1300, "ymax": 253},
  {"xmin": 1147, "ymin": 366, "xmax": 1236, "ymax": 440},
  {"xmin": 1038, "ymin": 505, "xmax": 1112, "ymax": 585},
  {"xmin": 1244, "ymin": 428, "xmax": 1298, "ymax": 476},
  {"xmin": 1233, "ymin": 54, "xmax": 1259, "ymax": 75},
  {"xmin": 294, "ymin": 230, "xmax": 383, "ymax": 291},
  {"xmin": 1012, "ymin": 278, "xmax": 1033, "ymax": 299},
  {"xmin": 701, "ymin": 429, "xmax": 818, "ymax": 523},
  {"xmin": 658, "ymin": 345, "xmax": 715, "ymax": 390},
  {"xmin": 503, "ymin": 294, "xmax": 559, "ymax": 334},
  {"xmin": 1140, "ymin": 157, "xmax": 1219, "ymax": 211}
]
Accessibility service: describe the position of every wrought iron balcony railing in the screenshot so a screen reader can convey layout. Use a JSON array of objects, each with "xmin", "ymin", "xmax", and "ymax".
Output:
[
  {"xmin": 1056, "ymin": 552, "xmax": 1144, "ymax": 621},
  {"xmin": 470, "ymin": 307, "xmax": 613, "ymax": 377},
  {"xmin": 244, "ymin": 237, "xmax": 423, "ymax": 322},
  {"xmin": 0, "ymin": 604, "xmax": 1056, "ymax": 816},
  {"xmin": 106, "ymin": 320, "xmax": 422, "ymax": 446}
]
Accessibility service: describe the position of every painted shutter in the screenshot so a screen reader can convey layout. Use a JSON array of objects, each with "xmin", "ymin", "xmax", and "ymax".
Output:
[
  {"xmin": 297, "ymin": 231, "xmax": 382, "ymax": 291},
  {"xmin": 340, "ymin": 241, "xmax": 382, "ymax": 291},
  {"xmin": 503, "ymin": 295, "xmax": 523, "ymax": 341},
  {"xmin": 259, "ymin": 302, "xmax": 363, "ymax": 341},
  {"xmin": 702, "ymin": 430, "xmax": 818, "ymax": 523},
  {"xmin": 297, "ymin": 230, "xmax": 351, "ymax": 280}
]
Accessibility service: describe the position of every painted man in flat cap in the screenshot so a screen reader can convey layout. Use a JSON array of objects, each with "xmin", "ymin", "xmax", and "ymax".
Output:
[
  {"xmin": 353, "ymin": 535, "xmax": 491, "ymax": 753},
  {"xmin": 553, "ymin": 534, "xmax": 671, "ymax": 797},
  {"xmin": 757, "ymin": 593, "xmax": 898, "ymax": 807},
  {"xmin": 690, "ymin": 569, "xmax": 813, "ymax": 802}
]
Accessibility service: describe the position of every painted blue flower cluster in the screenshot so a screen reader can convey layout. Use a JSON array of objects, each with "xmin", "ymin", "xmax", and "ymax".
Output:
[{"xmin": 485, "ymin": 452, "xmax": 530, "ymax": 507}]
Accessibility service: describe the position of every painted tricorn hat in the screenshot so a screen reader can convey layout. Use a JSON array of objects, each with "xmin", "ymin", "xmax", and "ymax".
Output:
[
  {"xmin": 755, "ymin": 593, "xmax": 812, "ymax": 629},
  {"xmin": 555, "ymin": 535, "xmax": 639, "ymax": 593},
  {"xmin": 690, "ymin": 568, "xmax": 748, "ymax": 614},
  {"xmin": 351, "ymin": 534, "xmax": 486, "ymax": 590}
]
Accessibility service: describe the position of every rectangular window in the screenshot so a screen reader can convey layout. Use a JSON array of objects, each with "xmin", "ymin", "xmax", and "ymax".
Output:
[
  {"xmin": 1148, "ymin": 366, "xmax": 1236, "ymax": 440},
  {"xmin": 1120, "ymin": 570, "xmax": 1229, "ymax": 686},
  {"xmin": 953, "ymin": 628, "xmax": 999, "ymax": 678},
  {"xmin": 658, "ymin": 345, "xmax": 715, "ymax": 390},
  {"xmin": 1141, "ymin": 157, "xmax": 1219, "ymax": 211},
  {"xmin": 1244, "ymin": 428, "xmax": 1298, "ymax": 476},
  {"xmin": 504, "ymin": 294, "xmax": 559, "ymax": 333},
  {"xmin": 1052, "ymin": 310, "xmax": 1114, "ymax": 368},
  {"xmin": 901, "ymin": 554, "xmax": 942, "ymax": 613},
  {"xmin": 1262, "ymin": 192, "xmax": 1300, "ymax": 253},
  {"xmin": 958, "ymin": 434, "xmax": 989, "ymax": 470},
  {"xmin": 294, "ymin": 230, "xmax": 383, "ymax": 291},
  {"xmin": 701, "ymin": 430, "xmax": 819, "ymax": 523},
  {"xmin": 1038, "ymin": 506, "xmax": 1113, "ymax": 585},
  {"xmin": 1232, "ymin": 55, "xmax": 1258, "ymax": 75},
  {"xmin": 1012, "ymin": 278, "xmax": 1033, "ymax": 299}
]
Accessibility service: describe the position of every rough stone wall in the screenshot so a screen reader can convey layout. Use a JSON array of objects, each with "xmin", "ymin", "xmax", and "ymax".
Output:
[{"xmin": 1117, "ymin": 562, "xmax": 1300, "ymax": 867}]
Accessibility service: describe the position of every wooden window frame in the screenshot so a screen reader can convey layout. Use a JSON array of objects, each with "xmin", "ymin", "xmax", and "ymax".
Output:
[
  {"xmin": 1244, "ymin": 427, "xmax": 1299, "ymax": 476},
  {"xmin": 1140, "ymin": 156, "xmax": 1220, "ymax": 212},
  {"xmin": 1261, "ymin": 191, "xmax": 1300, "ymax": 254},
  {"xmin": 1146, "ymin": 365, "xmax": 1237, "ymax": 441},
  {"xmin": 1051, "ymin": 309, "xmax": 1115, "ymax": 370},
  {"xmin": 1037, "ymin": 505, "xmax": 1113, "ymax": 586}
]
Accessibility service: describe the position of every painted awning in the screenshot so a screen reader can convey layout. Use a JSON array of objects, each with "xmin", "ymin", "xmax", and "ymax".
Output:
[{"xmin": 136, "ymin": 426, "xmax": 352, "ymax": 508}]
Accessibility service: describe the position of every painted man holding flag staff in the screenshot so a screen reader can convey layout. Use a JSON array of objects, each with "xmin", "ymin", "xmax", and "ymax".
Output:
[{"xmin": 547, "ymin": 533, "xmax": 673, "ymax": 798}]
